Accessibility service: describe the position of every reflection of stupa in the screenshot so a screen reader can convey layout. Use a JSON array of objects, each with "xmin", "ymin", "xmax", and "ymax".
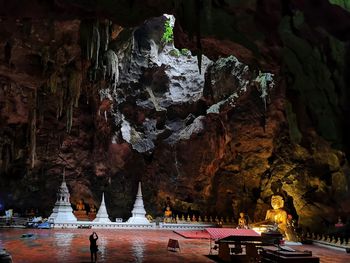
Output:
[
  {"xmin": 49, "ymin": 172, "xmax": 77, "ymax": 223},
  {"xmin": 127, "ymin": 182, "xmax": 150, "ymax": 224},
  {"xmin": 93, "ymin": 192, "xmax": 111, "ymax": 223}
]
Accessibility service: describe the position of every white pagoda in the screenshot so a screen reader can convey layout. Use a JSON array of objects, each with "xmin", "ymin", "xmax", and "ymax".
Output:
[
  {"xmin": 93, "ymin": 192, "xmax": 111, "ymax": 223},
  {"xmin": 48, "ymin": 172, "xmax": 77, "ymax": 223},
  {"xmin": 127, "ymin": 182, "xmax": 150, "ymax": 224}
]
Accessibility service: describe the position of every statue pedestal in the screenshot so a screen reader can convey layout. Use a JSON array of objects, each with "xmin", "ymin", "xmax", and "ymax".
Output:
[
  {"xmin": 74, "ymin": 210, "xmax": 89, "ymax": 221},
  {"xmin": 88, "ymin": 212, "xmax": 96, "ymax": 221}
]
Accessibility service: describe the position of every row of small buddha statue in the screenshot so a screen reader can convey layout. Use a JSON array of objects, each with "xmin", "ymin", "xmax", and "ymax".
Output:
[{"xmin": 163, "ymin": 206, "xmax": 240, "ymax": 224}]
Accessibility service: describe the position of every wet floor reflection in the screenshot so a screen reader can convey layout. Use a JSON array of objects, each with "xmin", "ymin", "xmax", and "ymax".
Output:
[
  {"xmin": 131, "ymin": 238, "xmax": 145, "ymax": 263},
  {"xmin": 97, "ymin": 234, "xmax": 107, "ymax": 262},
  {"xmin": 53, "ymin": 232, "xmax": 74, "ymax": 262}
]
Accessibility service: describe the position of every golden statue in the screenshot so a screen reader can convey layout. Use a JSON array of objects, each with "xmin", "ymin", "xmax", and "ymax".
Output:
[
  {"xmin": 238, "ymin": 212, "xmax": 247, "ymax": 229},
  {"xmin": 164, "ymin": 206, "xmax": 172, "ymax": 223},
  {"xmin": 265, "ymin": 195, "xmax": 287, "ymax": 233},
  {"xmin": 76, "ymin": 199, "xmax": 85, "ymax": 211},
  {"xmin": 74, "ymin": 199, "xmax": 88, "ymax": 221},
  {"xmin": 164, "ymin": 206, "xmax": 172, "ymax": 217}
]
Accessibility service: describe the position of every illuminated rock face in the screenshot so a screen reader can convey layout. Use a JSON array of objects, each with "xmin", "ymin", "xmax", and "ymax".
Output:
[
  {"xmin": 49, "ymin": 175, "xmax": 77, "ymax": 223},
  {"xmin": 127, "ymin": 182, "xmax": 150, "ymax": 224},
  {"xmin": 93, "ymin": 193, "xmax": 111, "ymax": 223}
]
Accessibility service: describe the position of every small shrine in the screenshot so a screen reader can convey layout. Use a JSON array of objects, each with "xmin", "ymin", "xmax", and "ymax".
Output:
[
  {"xmin": 48, "ymin": 172, "xmax": 77, "ymax": 223},
  {"xmin": 93, "ymin": 192, "xmax": 111, "ymax": 223},
  {"xmin": 127, "ymin": 182, "xmax": 150, "ymax": 224}
]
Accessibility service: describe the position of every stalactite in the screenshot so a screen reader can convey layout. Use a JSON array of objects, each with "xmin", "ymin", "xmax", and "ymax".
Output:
[
  {"xmin": 254, "ymin": 71, "xmax": 275, "ymax": 110},
  {"xmin": 41, "ymin": 46, "xmax": 50, "ymax": 73},
  {"xmin": 56, "ymin": 85, "xmax": 64, "ymax": 119},
  {"xmin": 80, "ymin": 19, "xmax": 100, "ymax": 64},
  {"xmin": 100, "ymin": 20, "xmax": 110, "ymax": 52},
  {"xmin": 28, "ymin": 89, "xmax": 37, "ymax": 169},
  {"xmin": 66, "ymin": 100, "xmax": 73, "ymax": 133},
  {"xmin": 69, "ymin": 69, "xmax": 82, "ymax": 107},
  {"xmin": 92, "ymin": 23, "xmax": 100, "ymax": 70},
  {"xmin": 47, "ymin": 71, "xmax": 59, "ymax": 94},
  {"xmin": 105, "ymin": 49, "xmax": 119, "ymax": 89}
]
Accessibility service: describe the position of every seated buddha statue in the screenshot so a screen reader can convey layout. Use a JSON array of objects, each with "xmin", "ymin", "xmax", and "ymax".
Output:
[
  {"xmin": 237, "ymin": 212, "xmax": 248, "ymax": 229},
  {"xmin": 252, "ymin": 195, "xmax": 288, "ymax": 235},
  {"xmin": 264, "ymin": 195, "xmax": 287, "ymax": 233},
  {"xmin": 164, "ymin": 206, "xmax": 172, "ymax": 223},
  {"xmin": 76, "ymin": 199, "xmax": 85, "ymax": 211},
  {"xmin": 74, "ymin": 199, "xmax": 89, "ymax": 221}
]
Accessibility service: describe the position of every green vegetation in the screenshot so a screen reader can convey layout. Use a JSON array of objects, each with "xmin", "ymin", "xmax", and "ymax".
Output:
[
  {"xmin": 169, "ymin": 49, "xmax": 180, "ymax": 57},
  {"xmin": 329, "ymin": 0, "xmax": 350, "ymax": 11},
  {"xmin": 161, "ymin": 18, "xmax": 173, "ymax": 44},
  {"xmin": 180, "ymin": 48, "xmax": 190, "ymax": 56}
]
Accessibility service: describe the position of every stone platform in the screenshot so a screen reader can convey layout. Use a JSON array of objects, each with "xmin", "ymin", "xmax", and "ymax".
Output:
[{"xmin": 52, "ymin": 221, "xmax": 213, "ymax": 230}]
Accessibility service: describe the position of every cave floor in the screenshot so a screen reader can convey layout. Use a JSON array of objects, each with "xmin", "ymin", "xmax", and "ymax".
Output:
[{"xmin": 0, "ymin": 229, "xmax": 349, "ymax": 263}]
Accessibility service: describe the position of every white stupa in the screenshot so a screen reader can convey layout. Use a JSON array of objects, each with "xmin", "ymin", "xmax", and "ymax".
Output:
[
  {"xmin": 49, "ymin": 172, "xmax": 77, "ymax": 223},
  {"xmin": 93, "ymin": 192, "xmax": 111, "ymax": 223},
  {"xmin": 127, "ymin": 182, "xmax": 150, "ymax": 224}
]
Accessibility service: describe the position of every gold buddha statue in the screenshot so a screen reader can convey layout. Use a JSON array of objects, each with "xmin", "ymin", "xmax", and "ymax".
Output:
[
  {"xmin": 238, "ymin": 212, "xmax": 247, "ymax": 229},
  {"xmin": 74, "ymin": 199, "xmax": 89, "ymax": 221},
  {"xmin": 265, "ymin": 195, "xmax": 287, "ymax": 233},
  {"xmin": 164, "ymin": 206, "xmax": 172, "ymax": 223},
  {"xmin": 76, "ymin": 199, "xmax": 85, "ymax": 211}
]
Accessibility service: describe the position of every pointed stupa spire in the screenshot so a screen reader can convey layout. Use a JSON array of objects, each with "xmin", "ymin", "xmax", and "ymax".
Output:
[
  {"xmin": 102, "ymin": 192, "xmax": 105, "ymax": 203},
  {"xmin": 93, "ymin": 192, "xmax": 111, "ymax": 223},
  {"xmin": 137, "ymin": 181, "xmax": 142, "ymax": 197},
  {"xmin": 127, "ymin": 182, "xmax": 150, "ymax": 224}
]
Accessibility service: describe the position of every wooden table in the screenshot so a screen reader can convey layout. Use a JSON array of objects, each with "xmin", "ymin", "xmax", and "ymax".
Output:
[{"xmin": 216, "ymin": 235, "xmax": 263, "ymax": 262}]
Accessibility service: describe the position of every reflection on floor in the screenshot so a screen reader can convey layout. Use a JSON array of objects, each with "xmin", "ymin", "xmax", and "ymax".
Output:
[{"xmin": 0, "ymin": 229, "xmax": 349, "ymax": 263}]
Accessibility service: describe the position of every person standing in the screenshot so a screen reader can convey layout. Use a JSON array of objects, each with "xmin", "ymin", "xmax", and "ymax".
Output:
[{"xmin": 89, "ymin": 232, "xmax": 98, "ymax": 262}]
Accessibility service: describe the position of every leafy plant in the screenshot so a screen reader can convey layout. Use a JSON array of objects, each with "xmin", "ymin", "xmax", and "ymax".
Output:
[
  {"xmin": 161, "ymin": 19, "xmax": 173, "ymax": 44},
  {"xmin": 180, "ymin": 48, "xmax": 190, "ymax": 56},
  {"xmin": 169, "ymin": 49, "xmax": 180, "ymax": 57}
]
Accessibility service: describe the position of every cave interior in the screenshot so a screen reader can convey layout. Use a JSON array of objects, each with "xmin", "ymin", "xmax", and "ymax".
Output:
[{"xmin": 0, "ymin": 0, "xmax": 350, "ymax": 233}]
